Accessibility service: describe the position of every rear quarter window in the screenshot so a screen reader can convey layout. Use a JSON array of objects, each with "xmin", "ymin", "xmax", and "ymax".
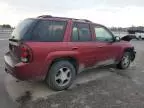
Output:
[
  {"xmin": 11, "ymin": 19, "xmax": 36, "ymax": 40},
  {"xmin": 32, "ymin": 20, "xmax": 66, "ymax": 42}
]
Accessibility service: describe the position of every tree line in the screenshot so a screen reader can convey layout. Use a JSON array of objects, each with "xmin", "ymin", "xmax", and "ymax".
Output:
[
  {"xmin": 109, "ymin": 26, "xmax": 144, "ymax": 32},
  {"xmin": 0, "ymin": 24, "xmax": 12, "ymax": 29}
]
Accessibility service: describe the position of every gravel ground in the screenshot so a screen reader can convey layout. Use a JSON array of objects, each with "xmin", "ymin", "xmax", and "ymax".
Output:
[{"xmin": 19, "ymin": 73, "xmax": 144, "ymax": 108}]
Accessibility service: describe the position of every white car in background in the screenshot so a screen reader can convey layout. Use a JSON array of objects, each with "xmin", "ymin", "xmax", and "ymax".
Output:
[{"xmin": 135, "ymin": 32, "xmax": 144, "ymax": 40}]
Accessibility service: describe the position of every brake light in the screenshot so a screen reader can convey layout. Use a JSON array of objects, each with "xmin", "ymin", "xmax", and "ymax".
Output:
[{"xmin": 20, "ymin": 45, "xmax": 32, "ymax": 63}]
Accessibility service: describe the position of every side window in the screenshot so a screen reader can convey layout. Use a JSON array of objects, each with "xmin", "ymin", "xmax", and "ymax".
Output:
[
  {"xmin": 71, "ymin": 23, "xmax": 92, "ymax": 42},
  {"xmin": 94, "ymin": 26, "xmax": 113, "ymax": 42},
  {"xmin": 51, "ymin": 21, "xmax": 66, "ymax": 41},
  {"xmin": 32, "ymin": 20, "xmax": 66, "ymax": 42},
  {"xmin": 78, "ymin": 23, "xmax": 91, "ymax": 41}
]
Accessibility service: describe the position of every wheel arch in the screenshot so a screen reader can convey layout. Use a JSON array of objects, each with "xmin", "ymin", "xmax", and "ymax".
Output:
[
  {"xmin": 44, "ymin": 56, "xmax": 79, "ymax": 79},
  {"xmin": 124, "ymin": 47, "xmax": 134, "ymax": 53},
  {"xmin": 123, "ymin": 47, "xmax": 135, "ymax": 61},
  {"xmin": 50, "ymin": 57, "xmax": 78, "ymax": 71}
]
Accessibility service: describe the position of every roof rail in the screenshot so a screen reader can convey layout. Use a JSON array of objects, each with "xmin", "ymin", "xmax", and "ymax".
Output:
[
  {"xmin": 37, "ymin": 15, "xmax": 52, "ymax": 18},
  {"xmin": 75, "ymin": 19, "xmax": 92, "ymax": 22},
  {"xmin": 37, "ymin": 15, "xmax": 92, "ymax": 22}
]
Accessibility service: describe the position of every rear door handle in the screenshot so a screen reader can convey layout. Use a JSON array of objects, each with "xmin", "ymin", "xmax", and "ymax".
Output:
[{"xmin": 72, "ymin": 47, "xmax": 78, "ymax": 50}]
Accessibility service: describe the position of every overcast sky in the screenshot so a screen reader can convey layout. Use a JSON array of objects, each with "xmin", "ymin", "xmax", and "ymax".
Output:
[{"xmin": 0, "ymin": 0, "xmax": 144, "ymax": 27}]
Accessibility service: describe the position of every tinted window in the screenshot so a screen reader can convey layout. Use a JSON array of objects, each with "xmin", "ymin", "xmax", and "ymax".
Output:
[
  {"xmin": 32, "ymin": 20, "xmax": 66, "ymax": 42},
  {"xmin": 11, "ymin": 19, "xmax": 35, "ymax": 40},
  {"xmin": 78, "ymin": 23, "xmax": 91, "ymax": 41},
  {"xmin": 71, "ymin": 23, "xmax": 92, "ymax": 42},
  {"xmin": 94, "ymin": 26, "xmax": 113, "ymax": 42}
]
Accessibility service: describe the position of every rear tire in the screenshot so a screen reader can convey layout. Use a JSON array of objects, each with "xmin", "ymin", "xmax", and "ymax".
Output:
[
  {"xmin": 45, "ymin": 60, "xmax": 76, "ymax": 91},
  {"xmin": 117, "ymin": 52, "xmax": 131, "ymax": 69}
]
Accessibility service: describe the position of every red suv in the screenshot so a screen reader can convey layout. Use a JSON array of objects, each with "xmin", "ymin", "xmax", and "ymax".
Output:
[{"xmin": 4, "ymin": 15, "xmax": 136, "ymax": 91}]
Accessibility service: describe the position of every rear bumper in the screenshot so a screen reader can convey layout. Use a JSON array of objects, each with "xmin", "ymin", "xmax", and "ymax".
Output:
[{"xmin": 4, "ymin": 52, "xmax": 44, "ymax": 80}]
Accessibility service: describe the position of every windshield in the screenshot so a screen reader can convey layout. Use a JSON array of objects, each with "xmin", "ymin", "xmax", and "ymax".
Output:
[{"xmin": 10, "ymin": 19, "xmax": 35, "ymax": 40}]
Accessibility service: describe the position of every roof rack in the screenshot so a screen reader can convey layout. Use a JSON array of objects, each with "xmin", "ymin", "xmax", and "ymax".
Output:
[
  {"xmin": 37, "ymin": 15, "xmax": 92, "ymax": 22},
  {"xmin": 74, "ymin": 19, "xmax": 92, "ymax": 22},
  {"xmin": 37, "ymin": 15, "xmax": 52, "ymax": 18}
]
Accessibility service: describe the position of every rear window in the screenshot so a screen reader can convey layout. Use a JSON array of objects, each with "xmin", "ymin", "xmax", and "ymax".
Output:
[
  {"xmin": 11, "ymin": 19, "xmax": 35, "ymax": 40},
  {"xmin": 32, "ymin": 20, "xmax": 66, "ymax": 42}
]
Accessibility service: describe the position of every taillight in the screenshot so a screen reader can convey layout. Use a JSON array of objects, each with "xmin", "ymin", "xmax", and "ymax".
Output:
[{"xmin": 20, "ymin": 44, "xmax": 33, "ymax": 63}]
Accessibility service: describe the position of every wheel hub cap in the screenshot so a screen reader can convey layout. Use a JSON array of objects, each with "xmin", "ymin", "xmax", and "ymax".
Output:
[
  {"xmin": 55, "ymin": 67, "xmax": 71, "ymax": 86},
  {"xmin": 122, "ymin": 55, "xmax": 130, "ymax": 67}
]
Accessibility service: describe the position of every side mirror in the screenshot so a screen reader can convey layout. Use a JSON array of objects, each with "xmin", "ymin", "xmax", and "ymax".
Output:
[{"xmin": 115, "ymin": 36, "xmax": 121, "ymax": 42}]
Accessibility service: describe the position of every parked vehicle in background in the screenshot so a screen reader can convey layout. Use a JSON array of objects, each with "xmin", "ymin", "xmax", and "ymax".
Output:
[
  {"xmin": 135, "ymin": 32, "xmax": 144, "ymax": 40},
  {"xmin": 4, "ymin": 15, "xmax": 136, "ymax": 91}
]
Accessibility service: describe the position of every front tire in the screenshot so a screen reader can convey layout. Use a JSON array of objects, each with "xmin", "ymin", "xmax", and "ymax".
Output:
[
  {"xmin": 46, "ymin": 60, "xmax": 76, "ymax": 91},
  {"xmin": 117, "ymin": 52, "xmax": 131, "ymax": 69},
  {"xmin": 139, "ymin": 36, "xmax": 142, "ymax": 40}
]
